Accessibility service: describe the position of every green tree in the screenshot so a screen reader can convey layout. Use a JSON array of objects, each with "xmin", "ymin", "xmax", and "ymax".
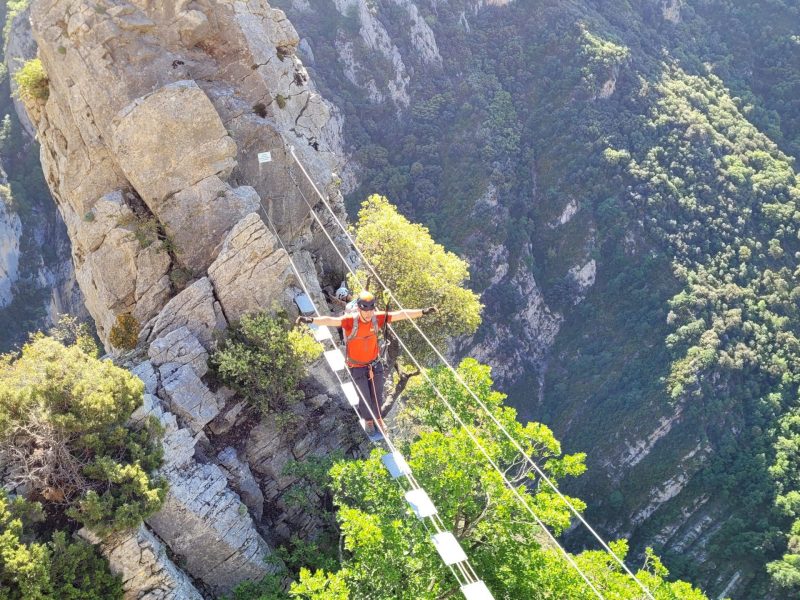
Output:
[
  {"xmin": 301, "ymin": 360, "xmax": 707, "ymax": 598},
  {"xmin": 350, "ymin": 194, "xmax": 482, "ymax": 369},
  {"xmin": 0, "ymin": 336, "xmax": 166, "ymax": 535}
]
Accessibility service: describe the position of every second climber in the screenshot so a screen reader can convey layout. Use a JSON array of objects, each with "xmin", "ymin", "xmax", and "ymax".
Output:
[{"xmin": 297, "ymin": 290, "xmax": 436, "ymax": 436}]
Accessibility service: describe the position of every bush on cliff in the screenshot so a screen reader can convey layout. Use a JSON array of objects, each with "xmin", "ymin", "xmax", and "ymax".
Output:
[
  {"xmin": 109, "ymin": 313, "xmax": 140, "ymax": 351},
  {"xmin": 0, "ymin": 336, "xmax": 166, "ymax": 535},
  {"xmin": 0, "ymin": 490, "xmax": 123, "ymax": 599},
  {"xmin": 13, "ymin": 57, "xmax": 48, "ymax": 102},
  {"xmin": 211, "ymin": 311, "xmax": 322, "ymax": 415}
]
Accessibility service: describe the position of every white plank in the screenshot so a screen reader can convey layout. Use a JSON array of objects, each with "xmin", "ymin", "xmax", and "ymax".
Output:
[
  {"xmin": 381, "ymin": 452, "xmax": 412, "ymax": 478},
  {"xmin": 405, "ymin": 488, "xmax": 437, "ymax": 519},
  {"xmin": 311, "ymin": 324, "xmax": 332, "ymax": 341},
  {"xmin": 431, "ymin": 532, "xmax": 467, "ymax": 566},
  {"xmin": 341, "ymin": 382, "xmax": 360, "ymax": 407},
  {"xmin": 324, "ymin": 349, "xmax": 346, "ymax": 372},
  {"xmin": 293, "ymin": 293, "xmax": 314, "ymax": 314},
  {"xmin": 461, "ymin": 581, "xmax": 494, "ymax": 600},
  {"xmin": 258, "ymin": 151, "xmax": 272, "ymax": 163}
]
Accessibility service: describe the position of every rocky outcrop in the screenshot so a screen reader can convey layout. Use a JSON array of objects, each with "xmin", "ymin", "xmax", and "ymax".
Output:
[
  {"xmin": 15, "ymin": 0, "xmax": 360, "ymax": 594},
  {"xmin": 567, "ymin": 259, "xmax": 596, "ymax": 304},
  {"xmin": 207, "ymin": 212, "xmax": 297, "ymax": 322},
  {"xmin": 23, "ymin": 0, "xmax": 346, "ymax": 350},
  {"xmin": 80, "ymin": 525, "xmax": 203, "ymax": 600},
  {"xmin": 143, "ymin": 277, "xmax": 226, "ymax": 349},
  {"xmin": 146, "ymin": 460, "xmax": 277, "ymax": 596},
  {"xmin": 662, "ymin": 0, "xmax": 683, "ymax": 23},
  {"xmin": 460, "ymin": 186, "xmax": 562, "ymax": 387}
]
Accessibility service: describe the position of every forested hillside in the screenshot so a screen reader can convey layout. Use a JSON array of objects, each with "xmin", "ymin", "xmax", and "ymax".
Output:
[{"xmin": 274, "ymin": 0, "xmax": 800, "ymax": 596}]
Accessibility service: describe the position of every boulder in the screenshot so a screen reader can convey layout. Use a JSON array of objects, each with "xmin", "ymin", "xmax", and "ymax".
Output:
[
  {"xmin": 111, "ymin": 80, "xmax": 237, "ymax": 209},
  {"xmin": 160, "ymin": 363, "xmax": 220, "ymax": 433},
  {"xmin": 149, "ymin": 326, "xmax": 209, "ymax": 377},
  {"xmin": 208, "ymin": 213, "xmax": 296, "ymax": 321}
]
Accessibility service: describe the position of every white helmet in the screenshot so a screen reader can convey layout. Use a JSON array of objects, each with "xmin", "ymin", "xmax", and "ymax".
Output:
[{"xmin": 335, "ymin": 282, "xmax": 349, "ymax": 301}]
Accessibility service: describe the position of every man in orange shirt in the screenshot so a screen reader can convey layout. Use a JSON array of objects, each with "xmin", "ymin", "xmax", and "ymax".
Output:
[{"xmin": 298, "ymin": 291, "xmax": 436, "ymax": 435}]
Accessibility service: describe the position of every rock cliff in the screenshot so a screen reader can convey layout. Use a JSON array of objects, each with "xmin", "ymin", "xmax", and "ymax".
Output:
[{"xmin": 19, "ymin": 0, "xmax": 365, "ymax": 595}]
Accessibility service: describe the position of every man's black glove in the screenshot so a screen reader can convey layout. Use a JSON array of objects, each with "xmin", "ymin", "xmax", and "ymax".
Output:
[
  {"xmin": 296, "ymin": 316, "xmax": 314, "ymax": 325},
  {"xmin": 422, "ymin": 306, "xmax": 438, "ymax": 316}
]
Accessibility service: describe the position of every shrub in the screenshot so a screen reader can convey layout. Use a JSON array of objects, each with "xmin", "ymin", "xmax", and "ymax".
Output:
[
  {"xmin": 49, "ymin": 313, "xmax": 99, "ymax": 357},
  {"xmin": 109, "ymin": 313, "xmax": 140, "ymax": 351},
  {"xmin": 0, "ymin": 490, "xmax": 124, "ymax": 599},
  {"xmin": 13, "ymin": 57, "xmax": 49, "ymax": 102},
  {"xmin": 211, "ymin": 312, "xmax": 322, "ymax": 414},
  {"xmin": 169, "ymin": 267, "xmax": 193, "ymax": 290},
  {"xmin": 0, "ymin": 336, "xmax": 166, "ymax": 535}
]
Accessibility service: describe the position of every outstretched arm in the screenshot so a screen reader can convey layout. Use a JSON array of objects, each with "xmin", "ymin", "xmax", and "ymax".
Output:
[
  {"xmin": 296, "ymin": 314, "xmax": 347, "ymax": 327},
  {"xmin": 388, "ymin": 307, "xmax": 437, "ymax": 322}
]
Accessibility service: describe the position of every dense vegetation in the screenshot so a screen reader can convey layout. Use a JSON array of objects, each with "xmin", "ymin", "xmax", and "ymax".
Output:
[
  {"xmin": 0, "ymin": 490, "xmax": 122, "ymax": 599},
  {"xmin": 211, "ymin": 312, "xmax": 322, "ymax": 415},
  {"xmin": 0, "ymin": 335, "xmax": 166, "ymax": 534},
  {"xmin": 0, "ymin": 328, "xmax": 164, "ymax": 598},
  {"xmin": 229, "ymin": 360, "xmax": 709, "ymax": 599},
  {"xmin": 274, "ymin": 0, "xmax": 800, "ymax": 595}
]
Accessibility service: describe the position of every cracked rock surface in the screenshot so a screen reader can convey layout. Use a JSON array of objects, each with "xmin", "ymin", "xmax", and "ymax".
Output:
[{"xmin": 24, "ymin": 0, "xmax": 346, "ymax": 350}]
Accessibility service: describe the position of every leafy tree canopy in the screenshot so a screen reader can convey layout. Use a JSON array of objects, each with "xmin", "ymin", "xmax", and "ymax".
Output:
[{"xmin": 349, "ymin": 194, "xmax": 483, "ymax": 365}]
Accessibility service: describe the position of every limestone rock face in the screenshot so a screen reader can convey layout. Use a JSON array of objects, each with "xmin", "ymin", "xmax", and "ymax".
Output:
[
  {"xmin": 75, "ymin": 191, "xmax": 174, "ymax": 340},
  {"xmin": 218, "ymin": 446, "xmax": 265, "ymax": 522},
  {"xmin": 144, "ymin": 277, "xmax": 226, "ymax": 349},
  {"xmin": 111, "ymin": 80, "xmax": 237, "ymax": 209},
  {"xmin": 146, "ymin": 461, "xmax": 277, "ymax": 596},
  {"xmin": 148, "ymin": 326, "xmax": 209, "ymax": 377},
  {"xmin": 159, "ymin": 177, "xmax": 260, "ymax": 273},
  {"xmin": 208, "ymin": 213, "xmax": 296, "ymax": 322},
  {"xmin": 132, "ymin": 370, "xmax": 276, "ymax": 593},
  {"xmin": 160, "ymin": 363, "xmax": 221, "ymax": 433},
  {"xmin": 25, "ymin": 0, "xmax": 347, "ymax": 349},
  {"xmin": 79, "ymin": 525, "xmax": 203, "ymax": 600}
]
